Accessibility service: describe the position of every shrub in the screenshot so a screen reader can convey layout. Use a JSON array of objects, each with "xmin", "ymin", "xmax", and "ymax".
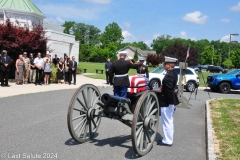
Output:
[
  {"xmin": 50, "ymin": 64, "xmax": 58, "ymax": 83},
  {"xmin": 77, "ymin": 64, "xmax": 82, "ymax": 74}
]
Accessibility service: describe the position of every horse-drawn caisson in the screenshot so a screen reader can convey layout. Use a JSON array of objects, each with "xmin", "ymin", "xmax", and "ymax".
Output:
[{"xmin": 67, "ymin": 62, "xmax": 192, "ymax": 156}]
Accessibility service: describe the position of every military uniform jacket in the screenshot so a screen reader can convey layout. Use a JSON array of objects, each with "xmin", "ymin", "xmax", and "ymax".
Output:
[
  {"xmin": 109, "ymin": 59, "xmax": 139, "ymax": 86},
  {"xmin": 136, "ymin": 65, "xmax": 149, "ymax": 78},
  {"xmin": 158, "ymin": 69, "xmax": 179, "ymax": 107}
]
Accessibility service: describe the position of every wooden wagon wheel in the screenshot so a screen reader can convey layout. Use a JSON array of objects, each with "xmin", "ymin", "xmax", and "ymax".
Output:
[
  {"xmin": 67, "ymin": 84, "xmax": 103, "ymax": 143},
  {"xmin": 131, "ymin": 91, "xmax": 159, "ymax": 156}
]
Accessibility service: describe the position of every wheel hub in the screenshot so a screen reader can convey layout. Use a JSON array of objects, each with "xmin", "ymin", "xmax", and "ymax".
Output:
[
  {"xmin": 143, "ymin": 117, "xmax": 154, "ymax": 129},
  {"xmin": 87, "ymin": 108, "xmax": 95, "ymax": 120}
]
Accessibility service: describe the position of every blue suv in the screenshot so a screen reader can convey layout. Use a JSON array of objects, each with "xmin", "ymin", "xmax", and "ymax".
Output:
[{"xmin": 207, "ymin": 69, "xmax": 240, "ymax": 93}]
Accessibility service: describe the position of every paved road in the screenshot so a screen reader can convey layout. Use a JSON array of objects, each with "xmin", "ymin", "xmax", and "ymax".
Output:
[{"xmin": 0, "ymin": 88, "xmax": 239, "ymax": 160}]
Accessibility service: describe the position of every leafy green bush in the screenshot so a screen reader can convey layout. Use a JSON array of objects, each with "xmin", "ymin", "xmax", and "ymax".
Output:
[
  {"xmin": 77, "ymin": 64, "xmax": 82, "ymax": 74},
  {"xmin": 50, "ymin": 64, "xmax": 58, "ymax": 83}
]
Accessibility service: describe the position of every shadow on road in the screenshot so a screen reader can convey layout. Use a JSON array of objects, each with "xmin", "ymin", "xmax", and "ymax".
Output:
[{"xmin": 65, "ymin": 138, "xmax": 80, "ymax": 146}]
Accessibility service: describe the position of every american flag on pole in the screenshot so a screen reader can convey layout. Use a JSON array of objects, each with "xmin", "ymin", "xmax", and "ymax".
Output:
[{"xmin": 186, "ymin": 46, "xmax": 190, "ymax": 59}]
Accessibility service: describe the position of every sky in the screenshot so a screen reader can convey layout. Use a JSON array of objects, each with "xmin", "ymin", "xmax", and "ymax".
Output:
[{"xmin": 32, "ymin": 0, "xmax": 240, "ymax": 47}]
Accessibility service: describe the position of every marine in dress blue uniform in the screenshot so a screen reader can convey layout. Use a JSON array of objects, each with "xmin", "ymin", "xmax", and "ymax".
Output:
[
  {"xmin": 157, "ymin": 56, "xmax": 179, "ymax": 146},
  {"xmin": 109, "ymin": 51, "xmax": 139, "ymax": 97},
  {"xmin": 136, "ymin": 57, "xmax": 149, "ymax": 89}
]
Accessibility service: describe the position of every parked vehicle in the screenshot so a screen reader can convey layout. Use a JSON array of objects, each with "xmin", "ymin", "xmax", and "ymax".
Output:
[
  {"xmin": 148, "ymin": 66, "xmax": 199, "ymax": 92},
  {"xmin": 206, "ymin": 65, "xmax": 228, "ymax": 73},
  {"xmin": 189, "ymin": 65, "xmax": 199, "ymax": 71},
  {"xmin": 207, "ymin": 69, "xmax": 240, "ymax": 93}
]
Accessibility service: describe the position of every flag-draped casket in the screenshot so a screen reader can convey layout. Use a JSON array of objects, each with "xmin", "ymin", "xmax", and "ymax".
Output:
[{"xmin": 127, "ymin": 76, "xmax": 147, "ymax": 94}]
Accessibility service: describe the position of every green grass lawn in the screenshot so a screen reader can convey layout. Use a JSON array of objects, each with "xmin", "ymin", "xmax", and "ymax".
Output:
[
  {"xmin": 210, "ymin": 99, "xmax": 240, "ymax": 159},
  {"xmin": 79, "ymin": 62, "xmax": 218, "ymax": 87}
]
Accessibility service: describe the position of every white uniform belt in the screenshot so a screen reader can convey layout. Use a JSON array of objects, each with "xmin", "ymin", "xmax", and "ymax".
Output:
[
  {"xmin": 138, "ymin": 74, "xmax": 146, "ymax": 76},
  {"xmin": 115, "ymin": 74, "xmax": 128, "ymax": 77}
]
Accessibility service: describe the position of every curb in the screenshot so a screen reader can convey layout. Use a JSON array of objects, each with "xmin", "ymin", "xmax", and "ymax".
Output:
[{"xmin": 206, "ymin": 99, "xmax": 217, "ymax": 160}]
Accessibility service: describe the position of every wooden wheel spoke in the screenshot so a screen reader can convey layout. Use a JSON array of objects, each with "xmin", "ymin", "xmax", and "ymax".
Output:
[
  {"xmin": 90, "ymin": 90, "xmax": 95, "ymax": 107},
  {"xmin": 139, "ymin": 112, "xmax": 144, "ymax": 120},
  {"xmin": 145, "ymin": 96, "xmax": 152, "ymax": 113},
  {"xmin": 77, "ymin": 98, "xmax": 88, "ymax": 111},
  {"xmin": 137, "ymin": 130, "xmax": 143, "ymax": 148},
  {"xmin": 145, "ymin": 130, "xmax": 151, "ymax": 143},
  {"xmin": 82, "ymin": 89, "xmax": 89, "ymax": 109},
  {"xmin": 74, "ymin": 117, "xmax": 86, "ymax": 131},
  {"xmin": 136, "ymin": 125, "xmax": 143, "ymax": 137},
  {"xmin": 83, "ymin": 123, "xmax": 89, "ymax": 139},
  {"xmin": 136, "ymin": 122, "xmax": 143, "ymax": 126},
  {"xmin": 72, "ymin": 114, "xmax": 86, "ymax": 121},
  {"xmin": 94, "ymin": 102, "xmax": 102, "ymax": 109},
  {"xmin": 148, "ymin": 108, "xmax": 158, "ymax": 117},
  {"xmin": 147, "ymin": 100, "xmax": 156, "ymax": 116},
  {"xmin": 78, "ymin": 119, "xmax": 87, "ymax": 137}
]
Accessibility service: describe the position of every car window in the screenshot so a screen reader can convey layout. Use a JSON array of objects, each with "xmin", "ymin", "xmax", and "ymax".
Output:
[
  {"xmin": 226, "ymin": 70, "xmax": 240, "ymax": 75},
  {"xmin": 186, "ymin": 69, "xmax": 194, "ymax": 75},
  {"xmin": 151, "ymin": 66, "xmax": 164, "ymax": 74}
]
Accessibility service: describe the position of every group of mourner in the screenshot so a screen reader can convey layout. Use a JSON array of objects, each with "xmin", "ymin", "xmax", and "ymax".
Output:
[
  {"xmin": 0, "ymin": 50, "xmax": 77, "ymax": 86},
  {"xmin": 105, "ymin": 51, "xmax": 179, "ymax": 147}
]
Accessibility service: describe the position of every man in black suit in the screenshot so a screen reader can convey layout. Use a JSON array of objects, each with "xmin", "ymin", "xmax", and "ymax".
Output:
[
  {"xmin": 69, "ymin": 56, "xmax": 77, "ymax": 85},
  {"xmin": 157, "ymin": 56, "xmax": 179, "ymax": 147},
  {"xmin": 109, "ymin": 51, "xmax": 139, "ymax": 97},
  {"xmin": 0, "ymin": 50, "xmax": 12, "ymax": 87}
]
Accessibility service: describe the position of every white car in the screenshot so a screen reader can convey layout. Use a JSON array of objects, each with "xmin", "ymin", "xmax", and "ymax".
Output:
[{"xmin": 148, "ymin": 66, "xmax": 200, "ymax": 92}]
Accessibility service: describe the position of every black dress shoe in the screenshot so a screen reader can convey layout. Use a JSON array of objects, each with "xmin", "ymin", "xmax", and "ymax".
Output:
[{"xmin": 157, "ymin": 140, "xmax": 172, "ymax": 147}]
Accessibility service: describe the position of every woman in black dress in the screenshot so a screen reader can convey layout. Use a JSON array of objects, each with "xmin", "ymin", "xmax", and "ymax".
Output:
[
  {"xmin": 57, "ymin": 58, "xmax": 64, "ymax": 84},
  {"xmin": 65, "ymin": 57, "xmax": 71, "ymax": 84}
]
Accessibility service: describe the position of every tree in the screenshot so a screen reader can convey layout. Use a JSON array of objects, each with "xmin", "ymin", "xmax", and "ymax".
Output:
[
  {"xmin": 147, "ymin": 54, "xmax": 161, "ymax": 66},
  {"xmin": 100, "ymin": 22, "xmax": 123, "ymax": 47},
  {"xmin": 62, "ymin": 21, "xmax": 75, "ymax": 34},
  {"xmin": 151, "ymin": 35, "xmax": 172, "ymax": 54},
  {"xmin": 134, "ymin": 49, "xmax": 138, "ymax": 60},
  {"xmin": 0, "ymin": 18, "xmax": 48, "ymax": 55},
  {"xmin": 161, "ymin": 42, "xmax": 199, "ymax": 65},
  {"xmin": 62, "ymin": 21, "xmax": 101, "ymax": 61}
]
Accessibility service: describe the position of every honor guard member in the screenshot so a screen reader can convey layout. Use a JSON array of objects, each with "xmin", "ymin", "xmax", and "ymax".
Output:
[
  {"xmin": 136, "ymin": 57, "xmax": 149, "ymax": 89},
  {"xmin": 157, "ymin": 56, "xmax": 179, "ymax": 147},
  {"xmin": 109, "ymin": 51, "xmax": 139, "ymax": 97}
]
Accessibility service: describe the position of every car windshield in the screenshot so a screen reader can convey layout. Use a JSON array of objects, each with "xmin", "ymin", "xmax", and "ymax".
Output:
[
  {"xmin": 226, "ymin": 69, "xmax": 240, "ymax": 75},
  {"xmin": 151, "ymin": 66, "xmax": 165, "ymax": 73}
]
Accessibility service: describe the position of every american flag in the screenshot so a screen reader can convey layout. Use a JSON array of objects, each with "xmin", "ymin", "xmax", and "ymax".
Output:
[{"xmin": 186, "ymin": 46, "xmax": 190, "ymax": 59}]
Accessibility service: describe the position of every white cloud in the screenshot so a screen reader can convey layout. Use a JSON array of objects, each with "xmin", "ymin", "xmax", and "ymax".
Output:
[
  {"xmin": 230, "ymin": 2, "xmax": 240, "ymax": 11},
  {"xmin": 221, "ymin": 18, "xmax": 230, "ymax": 23},
  {"xmin": 122, "ymin": 30, "xmax": 131, "ymax": 37},
  {"xmin": 220, "ymin": 35, "xmax": 229, "ymax": 42},
  {"xmin": 122, "ymin": 30, "xmax": 136, "ymax": 42},
  {"xmin": 124, "ymin": 22, "xmax": 130, "ymax": 28},
  {"xmin": 144, "ymin": 40, "xmax": 152, "ymax": 48},
  {"xmin": 83, "ymin": 0, "xmax": 111, "ymax": 4},
  {"xmin": 44, "ymin": 17, "xmax": 65, "ymax": 25},
  {"xmin": 153, "ymin": 33, "xmax": 161, "ymax": 39},
  {"xmin": 182, "ymin": 11, "xmax": 208, "ymax": 24},
  {"xmin": 39, "ymin": 4, "xmax": 99, "ymax": 20},
  {"xmin": 190, "ymin": 37, "xmax": 196, "ymax": 41},
  {"xmin": 180, "ymin": 31, "xmax": 187, "ymax": 38}
]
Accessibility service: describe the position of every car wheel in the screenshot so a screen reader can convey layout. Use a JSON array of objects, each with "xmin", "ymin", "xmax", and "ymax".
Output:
[
  {"xmin": 186, "ymin": 81, "xmax": 196, "ymax": 92},
  {"xmin": 149, "ymin": 80, "xmax": 160, "ymax": 89},
  {"xmin": 219, "ymin": 82, "xmax": 231, "ymax": 94},
  {"xmin": 210, "ymin": 87, "xmax": 218, "ymax": 92}
]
